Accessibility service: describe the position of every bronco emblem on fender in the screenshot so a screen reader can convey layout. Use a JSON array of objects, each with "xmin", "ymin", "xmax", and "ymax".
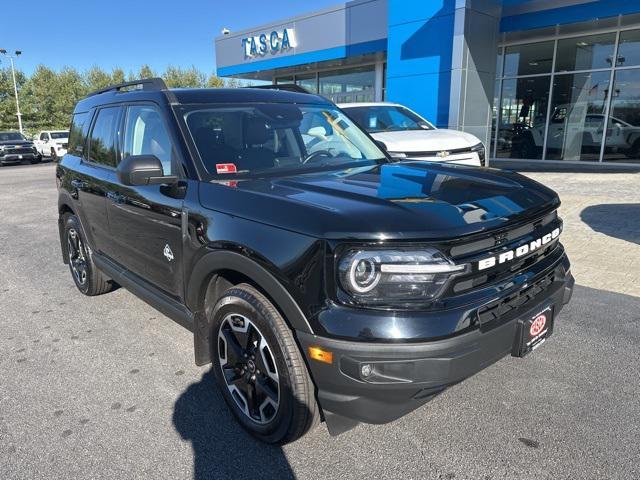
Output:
[{"xmin": 163, "ymin": 244, "xmax": 174, "ymax": 262}]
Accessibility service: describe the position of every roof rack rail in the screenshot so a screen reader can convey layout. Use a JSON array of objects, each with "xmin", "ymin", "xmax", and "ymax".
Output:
[
  {"xmin": 244, "ymin": 84, "xmax": 312, "ymax": 95},
  {"xmin": 86, "ymin": 77, "xmax": 168, "ymax": 98}
]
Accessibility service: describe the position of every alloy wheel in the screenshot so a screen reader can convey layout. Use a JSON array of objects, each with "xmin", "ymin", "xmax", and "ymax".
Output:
[
  {"xmin": 67, "ymin": 228, "xmax": 88, "ymax": 286},
  {"xmin": 217, "ymin": 313, "xmax": 280, "ymax": 424}
]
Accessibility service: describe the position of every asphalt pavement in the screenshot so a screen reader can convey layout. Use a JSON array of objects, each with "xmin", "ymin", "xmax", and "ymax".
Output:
[{"xmin": 1, "ymin": 163, "xmax": 639, "ymax": 480}]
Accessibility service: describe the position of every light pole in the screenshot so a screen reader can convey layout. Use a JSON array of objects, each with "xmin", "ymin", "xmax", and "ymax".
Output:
[{"xmin": 0, "ymin": 49, "xmax": 23, "ymax": 134}]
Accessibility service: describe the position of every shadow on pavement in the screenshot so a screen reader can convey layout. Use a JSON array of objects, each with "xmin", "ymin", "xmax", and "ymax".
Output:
[
  {"xmin": 580, "ymin": 204, "xmax": 640, "ymax": 245},
  {"xmin": 173, "ymin": 369, "xmax": 295, "ymax": 480}
]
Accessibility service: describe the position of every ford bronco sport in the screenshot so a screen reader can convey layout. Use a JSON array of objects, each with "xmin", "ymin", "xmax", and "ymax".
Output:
[{"xmin": 57, "ymin": 79, "xmax": 574, "ymax": 443}]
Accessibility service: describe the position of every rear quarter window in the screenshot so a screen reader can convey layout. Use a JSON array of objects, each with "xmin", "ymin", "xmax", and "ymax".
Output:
[{"xmin": 68, "ymin": 112, "xmax": 91, "ymax": 156}]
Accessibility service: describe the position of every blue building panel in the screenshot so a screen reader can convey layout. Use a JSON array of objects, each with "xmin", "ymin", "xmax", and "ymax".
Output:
[{"xmin": 385, "ymin": 0, "xmax": 456, "ymax": 127}]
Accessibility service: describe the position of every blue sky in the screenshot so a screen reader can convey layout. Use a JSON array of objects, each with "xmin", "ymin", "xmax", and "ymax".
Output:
[{"xmin": 1, "ymin": 0, "xmax": 340, "ymax": 76}]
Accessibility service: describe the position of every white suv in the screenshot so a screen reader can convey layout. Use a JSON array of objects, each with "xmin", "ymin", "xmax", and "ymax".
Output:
[{"xmin": 339, "ymin": 102, "xmax": 485, "ymax": 166}]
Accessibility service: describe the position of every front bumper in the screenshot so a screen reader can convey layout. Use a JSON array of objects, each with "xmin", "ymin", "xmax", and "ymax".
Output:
[
  {"xmin": 298, "ymin": 260, "xmax": 574, "ymax": 434},
  {"xmin": 0, "ymin": 153, "xmax": 38, "ymax": 164}
]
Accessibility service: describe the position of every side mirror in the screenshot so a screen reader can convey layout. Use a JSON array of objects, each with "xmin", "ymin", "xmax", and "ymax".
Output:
[
  {"xmin": 307, "ymin": 126, "xmax": 328, "ymax": 138},
  {"xmin": 375, "ymin": 140, "xmax": 388, "ymax": 151},
  {"xmin": 117, "ymin": 155, "xmax": 178, "ymax": 186}
]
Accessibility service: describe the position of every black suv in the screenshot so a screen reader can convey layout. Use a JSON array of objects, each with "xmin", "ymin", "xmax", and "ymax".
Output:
[{"xmin": 57, "ymin": 79, "xmax": 574, "ymax": 443}]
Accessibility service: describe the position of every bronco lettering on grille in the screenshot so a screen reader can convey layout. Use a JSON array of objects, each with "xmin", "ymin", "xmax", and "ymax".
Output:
[{"xmin": 477, "ymin": 227, "xmax": 561, "ymax": 271}]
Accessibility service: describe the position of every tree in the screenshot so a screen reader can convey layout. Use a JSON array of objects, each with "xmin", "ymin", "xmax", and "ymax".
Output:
[
  {"xmin": 111, "ymin": 68, "xmax": 126, "ymax": 84},
  {"xmin": 137, "ymin": 64, "xmax": 156, "ymax": 79},
  {"xmin": 53, "ymin": 67, "xmax": 86, "ymax": 128},
  {"xmin": 85, "ymin": 66, "xmax": 112, "ymax": 92},
  {"xmin": 225, "ymin": 77, "xmax": 241, "ymax": 88},
  {"xmin": 162, "ymin": 66, "xmax": 205, "ymax": 88},
  {"xmin": 206, "ymin": 73, "xmax": 225, "ymax": 88},
  {"xmin": 20, "ymin": 65, "xmax": 58, "ymax": 132}
]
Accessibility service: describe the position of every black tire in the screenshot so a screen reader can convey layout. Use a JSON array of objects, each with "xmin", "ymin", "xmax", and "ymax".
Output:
[
  {"xmin": 63, "ymin": 214, "xmax": 114, "ymax": 296},
  {"xmin": 209, "ymin": 284, "xmax": 319, "ymax": 444},
  {"xmin": 30, "ymin": 155, "xmax": 42, "ymax": 165},
  {"xmin": 50, "ymin": 148, "xmax": 58, "ymax": 162}
]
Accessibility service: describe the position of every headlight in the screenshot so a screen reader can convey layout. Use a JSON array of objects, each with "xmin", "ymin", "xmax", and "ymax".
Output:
[
  {"xmin": 470, "ymin": 142, "xmax": 486, "ymax": 165},
  {"xmin": 338, "ymin": 248, "xmax": 467, "ymax": 306}
]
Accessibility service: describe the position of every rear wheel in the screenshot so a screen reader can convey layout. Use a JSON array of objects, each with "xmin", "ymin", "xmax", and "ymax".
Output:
[
  {"xmin": 210, "ymin": 284, "xmax": 319, "ymax": 444},
  {"xmin": 50, "ymin": 148, "xmax": 58, "ymax": 162},
  {"xmin": 63, "ymin": 214, "xmax": 114, "ymax": 296}
]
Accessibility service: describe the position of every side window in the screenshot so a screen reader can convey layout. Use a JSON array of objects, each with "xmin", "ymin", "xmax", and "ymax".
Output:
[
  {"xmin": 40, "ymin": 133, "xmax": 48, "ymax": 141},
  {"xmin": 88, "ymin": 107, "xmax": 119, "ymax": 167},
  {"xmin": 123, "ymin": 105, "xmax": 173, "ymax": 175},
  {"xmin": 68, "ymin": 112, "xmax": 91, "ymax": 156}
]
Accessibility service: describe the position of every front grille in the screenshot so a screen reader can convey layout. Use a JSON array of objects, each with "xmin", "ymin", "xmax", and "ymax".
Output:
[
  {"xmin": 7, "ymin": 147, "xmax": 33, "ymax": 155},
  {"xmin": 448, "ymin": 211, "xmax": 561, "ymax": 294},
  {"xmin": 477, "ymin": 270, "xmax": 555, "ymax": 327},
  {"xmin": 407, "ymin": 145, "xmax": 475, "ymax": 158}
]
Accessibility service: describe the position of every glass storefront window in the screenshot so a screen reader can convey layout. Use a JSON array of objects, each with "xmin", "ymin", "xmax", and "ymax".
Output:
[
  {"xmin": 496, "ymin": 76, "xmax": 551, "ymax": 159},
  {"xmin": 555, "ymin": 33, "xmax": 617, "ymax": 72},
  {"xmin": 295, "ymin": 74, "xmax": 318, "ymax": 94},
  {"xmin": 545, "ymin": 71, "xmax": 611, "ymax": 161},
  {"xmin": 319, "ymin": 66, "xmax": 375, "ymax": 103},
  {"xmin": 618, "ymin": 29, "xmax": 640, "ymax": 67},
  {"xmin": 603, "ymin": 68, "xmax": 640, "ymax": 163},
  {"xmin": 504, "ymin": 41, "xmax": 554, "ymax": 77},
  {"xmin": 275, "ymin": 76, "xmax": 294, "ymax": 84},
  {"xmin": 496, "ymin": 24, "xmax": 640, "ymax": 164}
]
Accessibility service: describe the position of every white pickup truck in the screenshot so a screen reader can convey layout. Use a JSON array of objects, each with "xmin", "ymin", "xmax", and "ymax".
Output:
[{"xmin": 34, "ymin": 130, "xmax": 69, "ymax": 161}]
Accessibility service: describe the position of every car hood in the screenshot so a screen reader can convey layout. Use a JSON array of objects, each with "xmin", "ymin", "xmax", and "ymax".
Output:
[
  {"xmin": 372, "ymin": 129, "xmax": 480, "ymax": 153},
  {"xmin": 198, "ymin": 162, "xmax": 559, "ymax": 240},
  {"xmin": 0, "ymin": 140, "xmax": 33, "ymax": 147}
]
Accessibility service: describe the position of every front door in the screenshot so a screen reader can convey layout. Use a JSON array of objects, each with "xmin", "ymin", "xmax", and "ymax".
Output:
[{"xmin": 105, "ymin": 103, "xmax": 186, "ymax": 300}]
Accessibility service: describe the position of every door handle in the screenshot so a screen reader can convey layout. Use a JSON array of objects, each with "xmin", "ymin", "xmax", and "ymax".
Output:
[{"xmin": 71, "ymin": 179, "xmax": 87, "ymax": 190}]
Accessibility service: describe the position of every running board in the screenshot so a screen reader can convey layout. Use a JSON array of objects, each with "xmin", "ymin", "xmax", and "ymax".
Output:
[{"xmin": 94, "ymin": 253, "xmax": 195, "ymax": 332}]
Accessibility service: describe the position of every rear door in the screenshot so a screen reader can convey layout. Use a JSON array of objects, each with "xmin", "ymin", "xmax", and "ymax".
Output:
[
  {"xmin": 71, "ymin": 106, "xmax": 123, "ymax": 256},
  {"xmin": 105, "ymin": 103, "xmax": 186, "ymax": 299}
]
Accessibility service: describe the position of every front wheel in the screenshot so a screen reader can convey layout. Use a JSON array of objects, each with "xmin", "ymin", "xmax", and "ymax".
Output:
[
  {"xmin": 210, "ymin": 284, "xmax": 319, "ymax": 444},
  {"xmin": 50, "ymin": 148, "xmax": 58, "ymax": 162},
  {"xmin": 63, "ymin": 214, "xmax": 114, "ymax": 296}
]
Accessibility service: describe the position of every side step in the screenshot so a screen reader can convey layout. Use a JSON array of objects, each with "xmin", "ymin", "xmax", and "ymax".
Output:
[{"xmin": 93, "ymin": 254, "xmax": 195, "ymax": 332}]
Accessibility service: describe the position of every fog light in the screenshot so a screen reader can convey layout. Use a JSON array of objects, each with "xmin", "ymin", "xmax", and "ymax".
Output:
[{"xmin": 361, "ymin": 363, "xmax": 373, "ymax": 378}]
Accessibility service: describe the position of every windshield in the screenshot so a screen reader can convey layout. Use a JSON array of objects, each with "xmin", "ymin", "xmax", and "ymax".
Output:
[
  {"xmin": 344, "ymin": 105, "xmax": 434, "ymax": 133},
  {"xmin": 181, "ymin": 103, "xmax": 387, "ymax": 178},
  {"xmin": 50, "ymin": 131, "xmax": 68, "ymax": 139},
  {"xmin": 0, "ymin": 132, "xmax": 26, "ymax": 142}
]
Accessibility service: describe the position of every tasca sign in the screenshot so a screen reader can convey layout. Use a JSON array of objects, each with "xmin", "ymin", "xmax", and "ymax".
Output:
[{"xmin": 242, "ymin": 28, "xmax": 296, "ymax": 58}]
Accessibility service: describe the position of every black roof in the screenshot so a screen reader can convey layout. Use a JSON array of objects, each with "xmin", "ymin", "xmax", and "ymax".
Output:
[
  {"xmin": 171, "ymin": 87, "xmax": 330, "ymax": 105},
  {"xmin": 74, "ymin": 80, "xmax": 330, "ymax": 113}
]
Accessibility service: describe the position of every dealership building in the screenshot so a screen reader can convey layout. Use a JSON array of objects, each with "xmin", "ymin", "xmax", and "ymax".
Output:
[{"xmin": 215, "ymin": 0, "xmax": 640, "ymax": 165}]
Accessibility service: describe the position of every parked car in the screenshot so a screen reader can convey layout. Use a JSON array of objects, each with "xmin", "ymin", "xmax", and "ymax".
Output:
[
  {"xmin": 34, "ymin": 130, "xmax": 69, "ymax": 161},
  {"xmin": 0, "ymin": 131, "xmax": 41, "ymax": 166},
  {"xmin": 57, "ymin": 79, "xmax": 573, "ymax": 443},
  {"xmin": 339, "ymin": 102, "xmax": 486, "ymax": 166}
]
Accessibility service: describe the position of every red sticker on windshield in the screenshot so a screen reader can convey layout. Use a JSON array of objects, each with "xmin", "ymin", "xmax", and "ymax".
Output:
[{"xmin": 216, "ymin": 163, "xmax": 237, "ymax": 174}]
